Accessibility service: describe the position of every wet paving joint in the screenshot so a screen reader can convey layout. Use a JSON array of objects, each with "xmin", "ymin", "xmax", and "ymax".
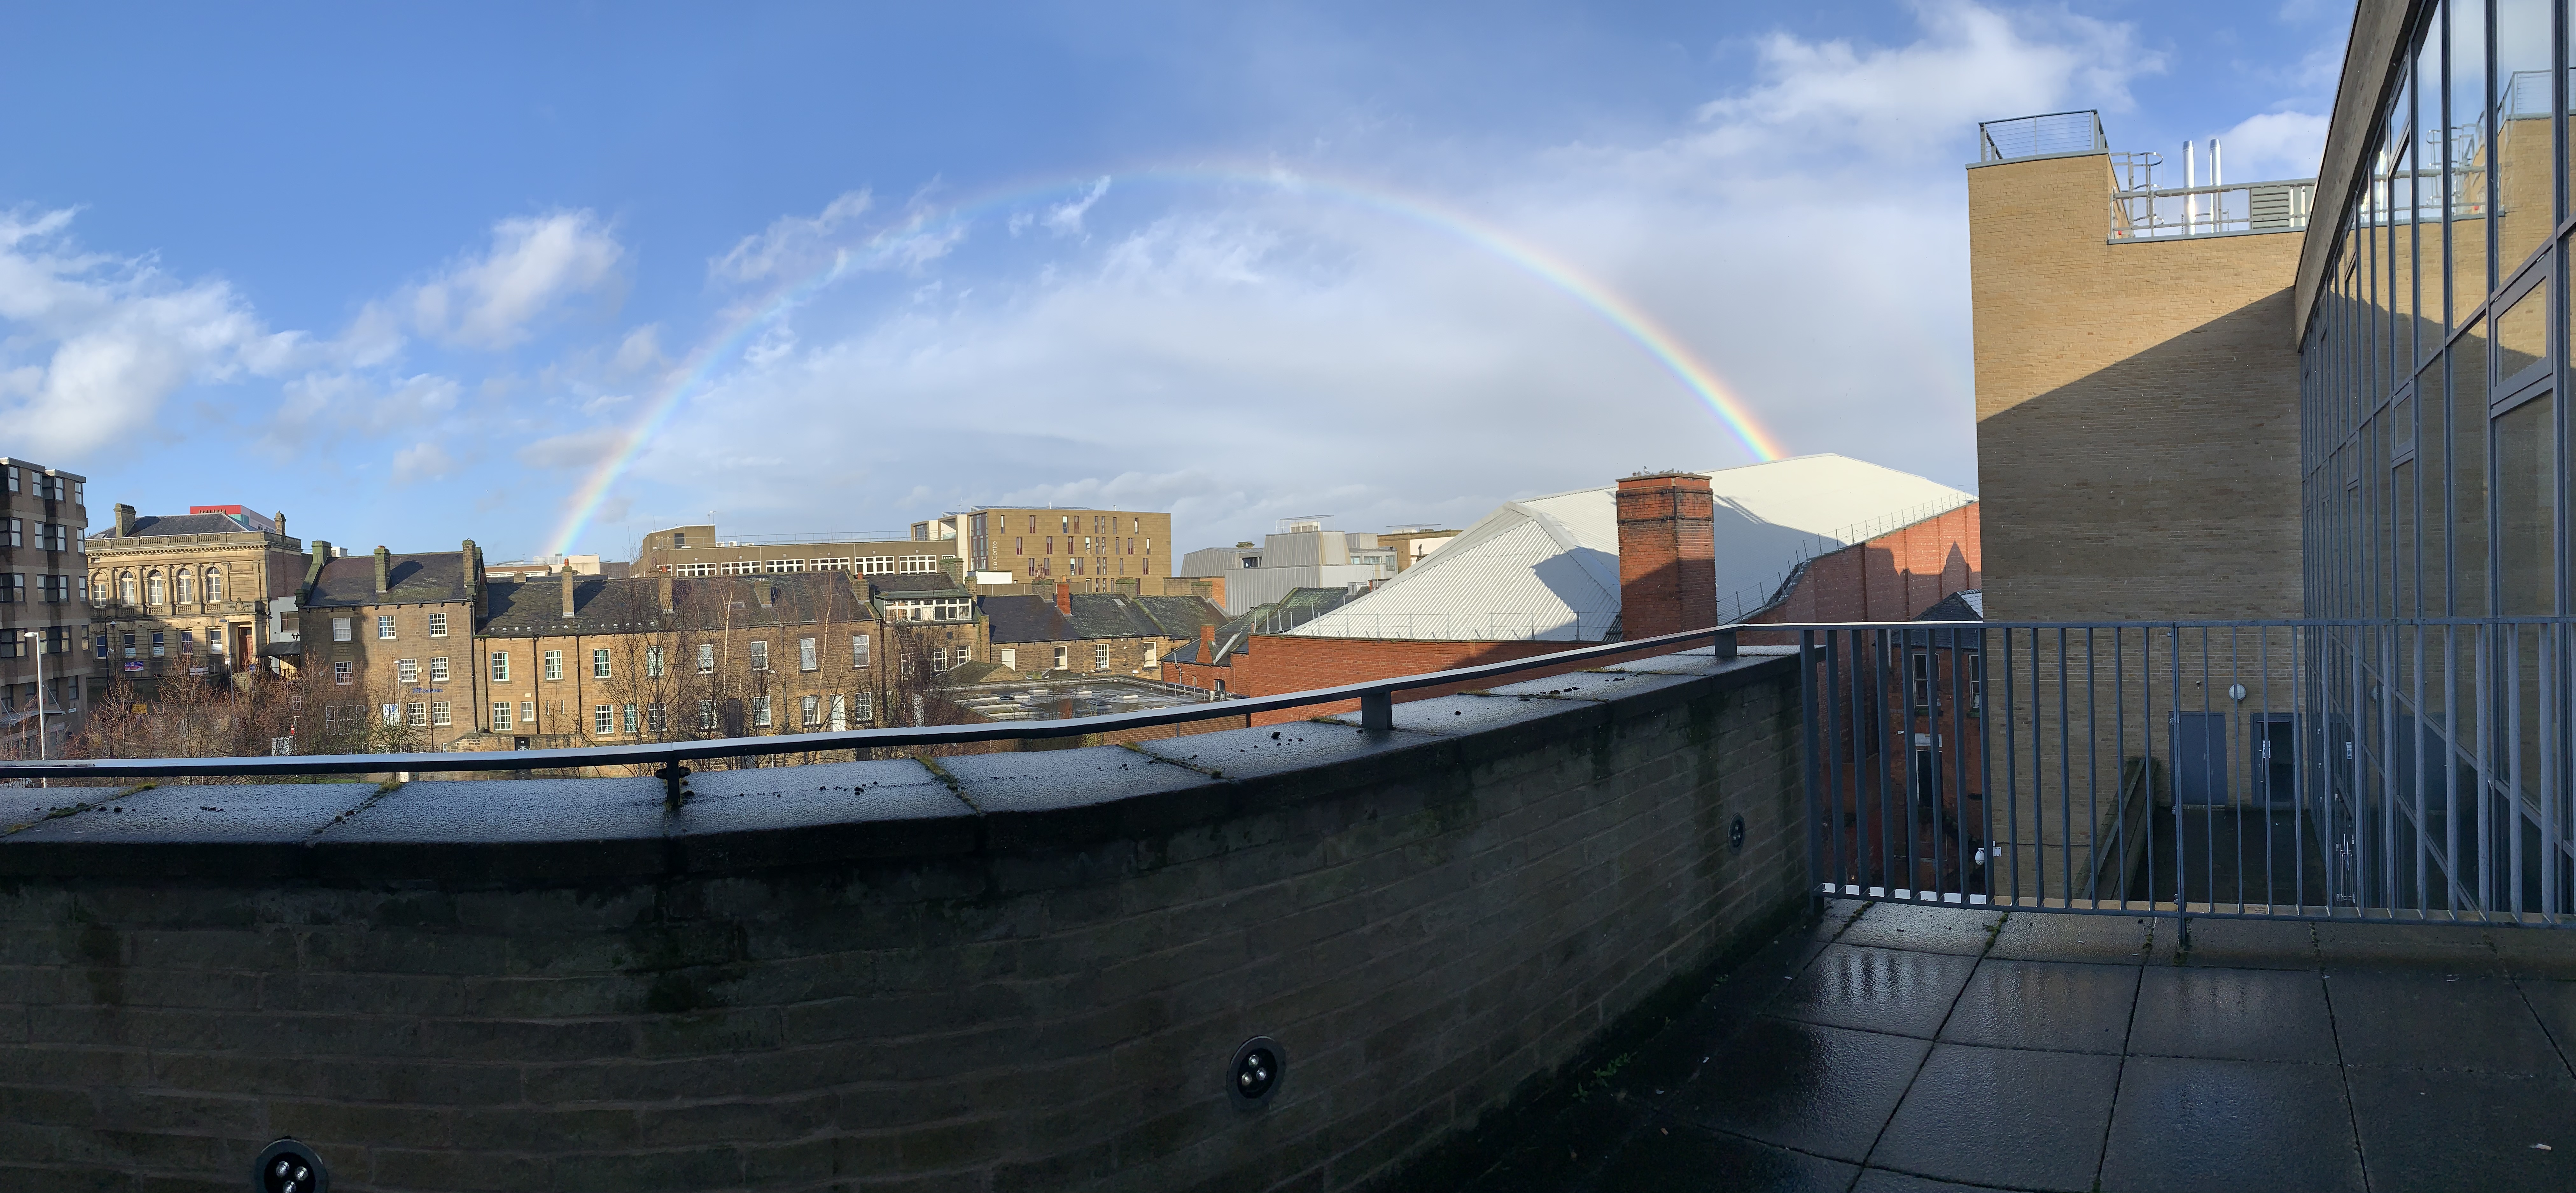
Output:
[{"xmin": 1459, "ymin": 902, "xmax": 2576, "ymax": 1192}]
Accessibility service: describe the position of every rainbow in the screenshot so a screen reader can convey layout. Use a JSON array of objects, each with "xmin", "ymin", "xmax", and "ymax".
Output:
[{"xmin": 544, "ymin": 167, "xmax": 1788, "ymax": 556}]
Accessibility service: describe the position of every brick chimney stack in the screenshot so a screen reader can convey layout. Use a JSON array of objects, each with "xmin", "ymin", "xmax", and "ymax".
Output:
[
  {"xmin": 560, "ymin": 564, "xmax": 578, "ymax": 619},
  {"xmin": 275, "ymin": 511, "xmax": 287, "ymax": 538},
  {"xmin": 657, "ymin": 574, "xmax": 675, "ymax": 613},
  {"xmin": 373, "ymin": 546, "xmax": 392, "ymax": 594},
  {"xmin": 1055, "ymin": 581, "xmax": 1072, "ymax": 616},
  {"xmin": 1614, "ymin": 470, "xmax": 1716, "ymax": 641},
  {"xmin": 1199, "ymin": 621, "xmax": 1215, "ymax": 654}
]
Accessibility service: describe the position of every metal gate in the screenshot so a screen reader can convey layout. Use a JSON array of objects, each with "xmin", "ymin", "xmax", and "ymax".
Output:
[{"xmin": 1790, "ymin": 619, "xmax": 2576, "ymax": 925}]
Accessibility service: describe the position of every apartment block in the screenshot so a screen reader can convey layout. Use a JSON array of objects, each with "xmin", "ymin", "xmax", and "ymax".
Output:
[
  {"xmin": 476, "ymin": 572, "xmax": 887, "ymax": 745},
  {"xmin": 943, "ymin": 506, "xmax": 1173, "ymax": 587},
  {"xmin": 0, "ymin": 458, "xmax": 92, "ymax": 738},
  {"xmin": 637, "ymin": 523, "xmax": 942, "ymax": 579}
]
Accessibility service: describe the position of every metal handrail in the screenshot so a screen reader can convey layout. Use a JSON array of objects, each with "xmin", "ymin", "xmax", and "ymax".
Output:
[
  {"xmin": 1978, "ymin": 111, "xmax": 2106, "ymax": 163},
  {"xmin": 0, "ymin": 623, "xmax": 1756, "ymax": 785}
]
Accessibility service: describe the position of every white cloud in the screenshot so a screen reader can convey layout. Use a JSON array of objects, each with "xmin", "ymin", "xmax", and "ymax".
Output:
[
  {"xmin": 2215, "ymin": 110, "xmax": 2329, "ymax": 182},
  {"xmin": 713, "ymin": 190, "xmax": 873, "ymax": 285},
  {"xmin": 391, "ymin": 441, "xmax": 457, "ymax": 485},
  {"xmin": 405, "ymin": 210, "xmax": 624, "ymax": 350},
  {"xmin": 517, "ymin": 428, "xmax": 625, "ymax": 470},
  {"xmin": 608, "ymin": 324, "xmax": 665, "ymax": 377},
  {"xmin": 1044, "ymin": 177, "xmax": 1111, "ymax": 236},
  {"xmin": 1687, "ymin": 0, "xmax": 2159, "ymax": 166},
  {"xmin": 0, "ymin": 207, "xmax": 296, "ymax": 457}
]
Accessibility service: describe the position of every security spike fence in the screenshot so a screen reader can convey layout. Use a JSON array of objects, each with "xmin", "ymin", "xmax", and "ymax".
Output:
[{"xmin": 1797, "ymin": 619, "xmax": 2576, "ymax": 927}]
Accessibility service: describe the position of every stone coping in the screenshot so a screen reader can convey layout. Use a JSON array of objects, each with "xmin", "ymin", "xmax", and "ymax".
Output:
[{"xmin": 0, "ymin": 647, "xmax": 1796, "ymax": 884}]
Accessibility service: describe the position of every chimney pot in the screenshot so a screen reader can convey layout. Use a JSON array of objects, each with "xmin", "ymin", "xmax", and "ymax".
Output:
[
  {"xmin": 373, "ymin": 545, "xmax": 392, "ymax": 594},
  {"xmin": 1614, "ymin": 470, "xmax": 1716, "ymax": 642}
]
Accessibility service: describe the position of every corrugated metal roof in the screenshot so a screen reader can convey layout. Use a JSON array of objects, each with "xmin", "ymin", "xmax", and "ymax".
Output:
[{"xmin": 1286, "ymin": 454, "xmax": 1972, "ymax": 643}]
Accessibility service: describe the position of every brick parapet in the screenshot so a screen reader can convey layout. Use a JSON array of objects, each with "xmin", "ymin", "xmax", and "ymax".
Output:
[{"xmin": 0, "ymin": 650, "xmax": 1807, "ymax": 1192}]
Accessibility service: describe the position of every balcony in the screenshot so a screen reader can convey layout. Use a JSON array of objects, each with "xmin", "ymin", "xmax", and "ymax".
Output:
[{"xmin": 0, "ymin": 620, "xmax": 2566, "ymax": 1189}]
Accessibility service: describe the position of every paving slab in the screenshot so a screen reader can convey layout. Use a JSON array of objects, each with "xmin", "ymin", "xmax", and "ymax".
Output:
[
  {"xmin": 1870, "ymin": 1043, "xmax": 2121, "ymax": 1192},
  {"xmin": 1659, "ymin": 1017, "xmax": 1928, "ymax": 1164},
  {"xmin": 2099, "ymin": 1055, "xmax": 2364, "ymax": 1193},
  {"xmin": 1594, "ymin": 1122, "xmax": 1858, "ymax": 1192},
  {"xmin": 1770, "ymin": 944, "xmax": 1977, "ymax": 1039},
  {"xmin": 2127, "ymin": 966, "xmax": 2337, "ymax": 1064},
  {"xmin": 2490, "ymin": 926, "xmax": 2576, "ymax": 979},
  {"xmin": 2517, "ymin": 978, "xmax": 2576, "ymax": 1061},
  {"xmin": 2156, "ymin": 916, "xmax": 2317, "ymax": 968},
  {"xmin": 2315, "ymin": 921, "xmax": 2505, "ymax": 974},
  {"xmin": 1834, "ymin": 903, "xmax": 1999, "ymax": 957},
  {"xmin": 1937, "ymin": 959, "xmax": 2138, "ymax": 1055},
  {"xmin": 2326, "ymin": 970, "xmax": 2566, "ymax": 1076},
  {"xmin": 1850, "ymin": 1171, "xmax": 2016, "ymax": 1192},
  {"xmin": 1984, "ymin": 913, "xmax": 2153, "ymax": 964},
  {"xmin": 2344, "ymin": 1066, "xmax": 2576, "ymax": 1188}
]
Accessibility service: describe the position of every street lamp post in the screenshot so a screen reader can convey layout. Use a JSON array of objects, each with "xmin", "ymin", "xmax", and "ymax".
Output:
[{"xmin": 21, "ymin": 630, "xmax": 43, "ymax": 787}]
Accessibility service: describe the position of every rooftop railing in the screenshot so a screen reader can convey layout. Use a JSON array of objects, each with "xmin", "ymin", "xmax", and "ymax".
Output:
[
  {"xmin": 2111, "ymin": 178, "xmax": 2316, "ymax": 240},
  {"xmin": 1978, "ymin": 111, "xmax": 2106, "ymax": 163}
]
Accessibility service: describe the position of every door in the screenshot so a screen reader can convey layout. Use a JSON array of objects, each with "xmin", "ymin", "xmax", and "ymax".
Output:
[
  {"xmin": 2255, "ymin": 715, "xmax": 2297, "ymax": 805},
  {"xmin": 2171, "ymin": 712, "xmax": 2229, "ymax": 805}
]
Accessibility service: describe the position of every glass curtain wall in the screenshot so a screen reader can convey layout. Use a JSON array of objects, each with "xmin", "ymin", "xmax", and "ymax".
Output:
[{"xmin": 2302, "ymin": 0, "xmax": 2568, "ymax": 914}]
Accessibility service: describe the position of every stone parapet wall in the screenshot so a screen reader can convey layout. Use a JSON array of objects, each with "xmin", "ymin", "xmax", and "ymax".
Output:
[{"xmin": 0, "ymin": 646, "xmax": 1806, "ymax": 1192}]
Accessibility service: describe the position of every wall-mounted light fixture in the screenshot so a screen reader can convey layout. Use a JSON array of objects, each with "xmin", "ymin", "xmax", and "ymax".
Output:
[
  {"xmin": 255, "ymin": 1139, "xmax": 328, "ymax": 1193},
  {"xmin": 1229, "ymin": 1036, "xmax": 1284, "ymax": 1109}
]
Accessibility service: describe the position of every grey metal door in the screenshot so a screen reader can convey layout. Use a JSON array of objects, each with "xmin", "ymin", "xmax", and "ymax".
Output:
[{"xmin": 2172, "ymin": 712, "xmax": 2228, "ymax": 805}]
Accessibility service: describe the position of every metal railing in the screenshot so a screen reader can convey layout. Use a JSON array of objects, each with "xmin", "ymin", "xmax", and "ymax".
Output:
[
  {"xmin": 2111, "ymin": 178, "xmax": 2316, "ymax": 240},
  {"xmin": 0, "ymin": 624, "xmax": 1753, "ymax": 798},
  {"xmin": 1796, "ymin": 618, "xmax": 2576, "ymax": 927},
  {"xmin": 1979, "ymin": 111, "xmax": 2106, "ymax": 163}
]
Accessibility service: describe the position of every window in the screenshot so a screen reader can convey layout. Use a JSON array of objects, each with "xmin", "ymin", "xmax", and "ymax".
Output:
[
  {"xmin": 150, "ymin": 632, "xmax": 164, "ymax": 658},
  {"xmin": 853, "ymin": 692, "xmax": 873, "ymax": 721},
  {"xmin": 646, "ymin": 703, "xmax": 666, "ymax": 732},
  {"xmin": 332, "ymin": 617, "xmax": 353, "ymax": 642},
  {"xmin": 147, "ymin": 573, "xmax": 164, "ymax": 604},
  {"xmin": 397, "ymin": 659, "xmax": 419, "ymax": 685},
  {"xmin": 426, "ymin": 611, "xmax": 445, "ymax": 637},
  {"xmin": 489, "ymin": 652, "xmax": 511, "ymax": 682},
  {"xmin": 377, "ymin": 615, "xmax": 396, "ymax": 640},
  {"xmin": 698, "ymin": 643, "xmax": 716, "ymax": 673},
  {"xmin": 542, "ymin": 650, "xmax": 563, "ymax": 681},
  {"xmin": 593, "ymin": 649, "xmax": 611, "ymax": 679},
  {"xmin": 858, "ymin": 556, "xmax": 897, "ymax": 574},
  {"xmin": 750, "ymin": 640, "xmax": 768, "ymax": 671},
  {"xmin": 671, "ymin": 531, "xmax": 687, "ymax": 548},
  {"xmin": 753, "ymin": 695, "xmax": 772, "ymax": 728},
  {"xmin": 1094, "ymin": 643, "xmax": 1110, "ymax": 671},
  {"xmin": 205, "ymin": 569, "xmax": 223, "ymax": 602},
  {"xmin": 429, "ymin": 657, "xmax": 449, "ymax": 683},
  {"xmin": 334, "ymin": 661, "xmax": 353, "ymax": 685},
  {"xmin": 1001, "ymin": 648, "xmax": 1016, "ymax": 670},
  {"xmin": 93, "ymin": 633, "xmax": 106, "ymax": 660},
  {"xmin": 699, "ymin": 700, "xmax": 718, "ymax": 731},
  {"xmin": 799, "ymin": 637, "xmax": 817, "ymax": 671},
  {"xmin": 0, "ymin": 574, "xmax": 17, "ymax": 604},
  {"xmin": 1053, "ymin": 646, "xmax": 1068, "ymax": 670},
  {"xmin": 122, "ymin": 632, "xmax": 135, "ymax": 659},
  {"xmin": 405, "ymin": 703, "xmax": 427, "ymax": 728},
  {"xmin": 38, "ymin": 574, "xmax": 66, "ymax": 603},
  {"xmin": 801, "ymin": 695, "xmax": 821, "ymax": 726},
  {"xmin": 491, "ymin": 702, "xmax": 514, "ymax": 731},
  {"xmin": 520, "ymin": 700, "xmax": 536, "ymax": 727},
  {"xmin": 900, "ymin": 555, "xmax": 937, "ymax": 572},
  {"xmin": 829, "ymin": 694, "xmax": 847, "ymax": 730},
  {"xmin": 646, "ymin": 646, "xmax": 664, "ymax": 678},
  {"xmin": 177, "ymin": 630, "xmax": 193, "ymax": 656},
  {"xmin": 382, "ymin": 704, "xmax": 402, "ymax": 726},
  {"xmin": 932, "ymin": 647, "xmax": 948, "ymax": 671},
  {"xmin": 176, "ymin": 570, "xmax": 194, "ymax": 604},
  {"xmin": 622, "ymin": 703, "xmax": 639, "ymax": 733},
  {"xmin": 431, "ymin": 702, "xmax": 452, "ymax": 727},
  {"xmin": 954, "ymin": 643, "xmax": 969, "ymax": 664},
  {"xmin": 850, "ymin": 634, "xmax": 871, "ymax": 667},
  {"xmin": 594, "ymin": 705, "xmax": 614, "ymax": 735},
  {"xmin": 1144, "ymin": 643, "xmax": 1157, "ymax": 666}
]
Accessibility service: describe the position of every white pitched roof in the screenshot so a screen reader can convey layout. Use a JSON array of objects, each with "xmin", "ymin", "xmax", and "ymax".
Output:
[{"xmin": 1286, "ymin": 454, "xmax": 1972, "ymax": 642}]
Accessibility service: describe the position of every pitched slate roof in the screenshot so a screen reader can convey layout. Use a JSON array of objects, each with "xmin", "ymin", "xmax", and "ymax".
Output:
[
  {"xmin": 984, "ymin": 592, "xmax": 1225, "ymax": 645},
  {"xmin": 303, "ymin": 553, "xmax": 475, "ymax": 608},
  {"xmin": 867, "ymin": 573, "xmax": 970, "ymax": 597},
  {"xmin": 1165, "ymin": 587, "xmax": 1358, "ymax": 667},
  {"xmin": 480, "ymin": 573, "xmax": 875, "ymax": 637},
  {"xmin": 91, "ymin": 512, "xmax": 267, "ymax": 539}
]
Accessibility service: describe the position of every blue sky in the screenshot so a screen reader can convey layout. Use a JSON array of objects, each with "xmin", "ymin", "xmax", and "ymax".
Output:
[{"xmin": 0, "ymin": 1, "xmax": 2352, "ymax": 561}]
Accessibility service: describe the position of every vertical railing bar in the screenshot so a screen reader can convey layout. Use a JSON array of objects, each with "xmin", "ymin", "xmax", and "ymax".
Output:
[
  {"xmin": 2144, "ymin": 625, "xmax": 2158, "ymax": 915},
  {"xmin": 2116, "ymin": 626, "xmax": 2130, "ymax": 910},
  {"xmin": 2059, "ymin": 626, "xmax": 2074, "ymax": 909},
  {"xmin": 2260, "ymin": 625, "xmax": 2275, "ymax": 914},
  {"xmin": 1802, "ymin": 629, "xmax": 1824, "ymax": 904},
  {"xmin": 1827, "ymin": 630, "xmax": 1851, "ymax": 896},
  {"xmin": 2454, "ymin": 624, "xmax": 2473, "ymax": 919},
  {"xmin": 1979, "ymin": 626, "xmax": 1997, "ymax": 908},
  {"xmin": 2494, "ymin": 625, "xmax": 2515, "ymax": 921},
  {"xmin": 1950, "ymin": 633, "xmax": 1970, "ymax": 904},
  {"xmin": 2384, "ymin": 626, "xmax": 2404, "ymax": 916},
  {"xmin": 2202, "ymin": 627, "xmax": 2215, "ymax": 915},
  {"xmin": 2232, "ymin": 626, "xmax": 2245, "ymax": 914},
  {"xmin": 2006, "ymin": 627, "xmax": 2023, "ymax": 906},
  {"xmin": 2173, "ymin": 626, "xmax": 2188, "ymax": 920},
  {"xmin": 2086, "ymin": 626, "xmax": 2100, "ymax": 910},
  {"xmin": 1874, "ymin": 630, "xmax": 1897, "ymax": 900}
]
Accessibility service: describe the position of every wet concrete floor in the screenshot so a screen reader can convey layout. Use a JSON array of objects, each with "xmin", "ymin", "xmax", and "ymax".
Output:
[{"xmin": 1461, "ymin": 901, "xmax": 2576, "ymax": 1191}]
